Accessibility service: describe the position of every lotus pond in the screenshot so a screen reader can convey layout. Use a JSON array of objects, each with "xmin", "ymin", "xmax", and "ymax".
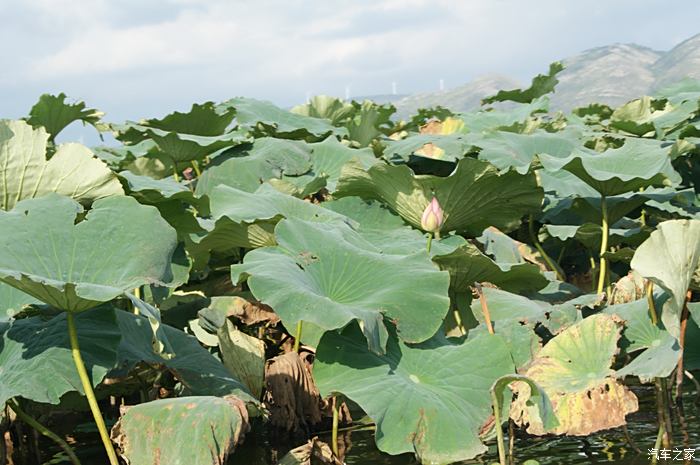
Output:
[{"xmin": 1, "ymin": 64, "xmax": 699, "ymax": 465}]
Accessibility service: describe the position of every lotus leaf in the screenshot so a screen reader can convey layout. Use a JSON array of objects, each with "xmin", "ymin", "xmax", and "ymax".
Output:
[
  {"xmin": 510, "ymin": 314, "xmax": 638, "ymax": 435},
  {"xmin": 335, "ymin": 157, "xmax": 543, "ymax": 236},
  {"xmin": 0, "ymin": 194, "xmax": 176, "ymax": 312},
  {"xmin": 314, "ymin": 324, "xmax": 514, "ymax": 464},
  {"xmin": 631, "ymin": 219, "xmax": 700, "ymax": 338},
  {"xmin": 27, "ymin": 93, "xmax": 103, "ymax": 140},
  {"xmin": 0, "ymin": 120, "xmax": 123, "ymax": 211},
  {"xmin": 111, "ymin": 395, "xmax": 248, "ymax": 465},
  {"xmin": 231, "ymin": 218, "xmax": 450, "ymax": 353}
]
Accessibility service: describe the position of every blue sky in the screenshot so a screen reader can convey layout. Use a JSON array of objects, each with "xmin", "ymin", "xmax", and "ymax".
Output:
[{"xmin": 2, "ymin": 0, "xmax": 700, "ymax": 127}]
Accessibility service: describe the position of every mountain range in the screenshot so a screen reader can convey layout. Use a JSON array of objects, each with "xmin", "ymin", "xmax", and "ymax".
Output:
[{"xmin": 381, "ymin": 32, "xmax": 700, "ymax": 117}]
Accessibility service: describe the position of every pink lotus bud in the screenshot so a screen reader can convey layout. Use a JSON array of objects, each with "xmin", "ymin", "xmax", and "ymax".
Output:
[
  {"xmin": 421, "ymin": 197, "xmax": 444, "ymax": 233},
  {"xmin": 182, "ymin": 167, "xmax": 195, "ymax": 181}
]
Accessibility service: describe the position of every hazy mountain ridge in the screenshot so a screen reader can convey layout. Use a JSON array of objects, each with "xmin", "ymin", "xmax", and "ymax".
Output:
[{"xmin": 380, "ymin": 33, "xmax": 700, "ymax": 117}]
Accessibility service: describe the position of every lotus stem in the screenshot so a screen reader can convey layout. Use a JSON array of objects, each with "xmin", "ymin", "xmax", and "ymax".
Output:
[
  {"xmin": 293, "ymin": 320, "xmax": 303, "ymax": 353},
  {"xmin": 331, "ymin": 395, "xmax": 339, "ymax": 456},
  {"xmin": 646, "ymin": 281, "xmax": 658, "ymax": 325},
  {"xmin": 490, "ymin": 388, "xmax": 506, "ymax": 465},
  {"xmin": 651, "ymin": 422, "xmax": 664, "ymax": 465},
  {"xmin": 675, "ymin": 291, "xmax": 692, "ymax": 407},
  {"xmin": 191, "ymin": 160, "xmax": 202, "ymax": 177},
  {"xmin": 66, "ymin": 313, "xmax": 119, "ymax": 465},
  {"xmin": 426, "ymin": 233, "xmax": 433, "ymax": 253},
  {"xmin": 7, "ymin": 399, "xmax": 82, "ymax": 465},
  {"xmin": 475, "ymin": 283, "xmax": 495, "ymax": 335},
  {"xmin": 528, "ymin": 215, "xmax": 565, "ymax": 281},
  {"xmin": 452, "ymin": 305, "xmax": 466, "ymax": 336},
  {"xmin": 133, "ymin": 286, "xmax": 141, "ymax": 315},
  {"xmin": 596, "ymin": 195, "xmax": 609, "ymax": 295},
  {"xmin": 172, "ymin": 165, "xmax": 180, "ymax": 182}
]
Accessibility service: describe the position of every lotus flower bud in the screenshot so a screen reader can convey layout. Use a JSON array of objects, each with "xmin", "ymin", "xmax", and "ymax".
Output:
[
  {"xmin": 182, "ymin": 167, "xmax": 195, "ymax": 181},
  {"xmin": 421, "ymin": 197, "xmax": 444, "ymax": 233}
]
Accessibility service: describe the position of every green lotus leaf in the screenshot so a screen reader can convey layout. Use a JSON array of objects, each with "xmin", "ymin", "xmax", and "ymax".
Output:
[
  {"xmin": 610, "ymin": 96, "xmax": 697, "ymax": 137},
  {"xmin": 308, "ymin": 137, "xmax": 378, "ymax": 192},
  {"xmin": 610, "ymin": 295, "xmax": 680, "ymax": 381},
  {"xmin": 476, "ymin": 130, "xmax": 585, "ymax": 174},
  {"xmin": 143, "ymin": 102, "xmax": 236, "ymax": 136},
  {"xmin": 231, "ymin": 218, "xmax": 450, "ymax": 353},
  {"xmin": 194, "ymin": 184, "xmax": 348, "ymax": 254},
  {"xmin": 0, "ymin": 120, "xmax": 124, "ymax": 211},
  {"xmin": 195, "ymin": 137, "xmax": 313, "ymax": 197},
  {"xmin": 290, "ymin": 95, "xmax": 356, "ymax": 124},
  {"xmin": 543, "ymin": 219, "xmax": 647, "ymax": 251},
  {"xmin": 0, "ymin": 194, "xmax": 177, "ymax": 312},
  {"xmin": 345, "ymin": 100, "xmax": 397, "ymax": 147},
  {"xmin": 631, "ymin": 219, "xmax": 700, "ymax": 338},
  {"xmin": 112, "ymin": 395, "xmax": 248, "ymax": 465},
  {"xmin": 0, "ymin": 309, "xmax": 120, "ymax": 406},
  {"xmin": 461, "ymin": 97, "xmax": 550, "ymax": 133},
  {"xmin": 118, "ymin": 170, "xmax": 200, "ymax": 206},
  {"xmin": 115, "ymin": 310, "xmax": 254, "ymax": 401},
  {"xmin": 538, "ymin": 139, "xmax": 680, "ymax": 196},
  {"xmin": 335, "ymin": 157, "xmax": 543, "ymax": 236},
  {"xmin": 510, "ymin": 314, "xmax": 638, "ymax": 436},
  {"xmin": 314, "ymin": 324, "xmax": 514, "ymax": 464},
  {"xmin": 482, "ymin": 62, "xmax": 564, "ymax": 105},
  {"xmin": 322, "ymin": 197, "xmax": 406, "ymax": 231},
  {"xmin": 219, "ymin": 97, "xmax": 343, "ymax": 141},
  {"xmin": 383, "ymin": 134, "xmax": 473, "ymax": 163},
  {"xmin": 432, "ymin": 243, "xmax": 548, "ymax": 293},
  {"xmin": 26, "ymin": 93, "xmax": 103, "ymax": 141}
]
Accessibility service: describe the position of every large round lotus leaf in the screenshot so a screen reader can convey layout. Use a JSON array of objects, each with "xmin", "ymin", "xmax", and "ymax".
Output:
[
  {"xmin": 631, "ymin": 219, "xmax": 700, "ymax": 338},
  {"xmin": 195, "ymin": 138, "xmax": 314, "ymax": 197},
  {"xmin": 383, "ymin": 134, "xmax": 473, "ymax": 163},
  {"xmin": 335, "ymin": 157, "xmax": 543, "ymax": 236},
  {"xmin": 195, "ymin": 184, "xmax": 349, "ymax": 253},
  {"xmin": 231, "ymin": 218, "xmax": 450, "ymax": 353},
  {"xmin": 510, "ymin": 314, "xmax": 639, "ymax": 436},
  {"xmin": 0, "ymin": 194, "xmax": 177, "ymax": 312},
  {"xmin": 27, "ymin": 93, "xmax": 103, "ymax": 140},
  {"xmin": 538, "ymin": 139, "xmax": 680, "ymax": 196},
  {"xmin": 476, "ymin": 130, "xmax": 586, "ymax": 174},
  {"xmin": 219, "ymin": 97, "xmax": 343, "ymax": 140},
  {"xmin": 0, "ymin": 309, "xmax": 120, "ymax": 406},
  {"xmin": 432, "ymin": 242, "xmax": 548, "ymax": 293},
  {"xmin": 314, "ymin": 325, "xmax": 514, "ymax": 464},
  {"xmin": 118, "ymin": 170, "xmax": 199, "ymax": 205},
  {"xmin": 111, "ymin": 395, "xmax": 248, "ymax": 465},
  {"xmin": 308, "ymin": 137, "xmax": 378, "ymax": 192},
  {"xmin": 0, "ymin": 120, "xmax": 123, "ymax": 211}
]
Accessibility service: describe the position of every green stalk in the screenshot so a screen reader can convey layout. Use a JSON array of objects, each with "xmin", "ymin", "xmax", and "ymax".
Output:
[
  {"xmin": 651, "ymin": 422, "xmax": 664, "ymax": 465},
  {"xmin": 646, "ymin": 281, "xmax": 658, "ymax": 325},
  {"xmin": 172, "ymin": 166, "xmax": 180, "ymax": 182},
  {"xmin": 528, "ymin": 215, "xmax": 564, "ymax": 281},
  {"xmin": 133, "ymin": 286, "xmax": 141, "ymax": 315},
  {"xmin": 596, "ymin": 195, "xmax": 609, "ymax": 295},
  {"xmin": 491, "ymin": 389, "xmax": 506, "ymax": 465},
  {"xmin": 191, "ymin": 160, "xmax": 202, "ymax": 178},
  {"xmin": 66, "ymin": 313, "xmax": 119, "ymax": 465},
  {"xmin": 293, "ymin": 320, "xmax": 303, "ymax": 353},
  {"xmin": 426, "ymin": 233, "xmax": 433, "ymax": 253},
  {"xmin": 8, "ymin": 399, "xmax": 82, "ymax": 465},
  {"xmin": 331, "ymin": 396, "xmax": 339, "ymax": 456}
]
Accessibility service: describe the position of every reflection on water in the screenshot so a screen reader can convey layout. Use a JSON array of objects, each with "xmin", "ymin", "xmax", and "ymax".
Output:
[{"xmin": 38, "ymin": 385, "xmax": 700, "ymax": 464}]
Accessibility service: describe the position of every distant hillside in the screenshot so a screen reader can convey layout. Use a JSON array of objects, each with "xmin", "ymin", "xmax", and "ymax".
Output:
[{"xmin": 381, "ymin": 32, "xmax": 700, "ymax": 116}]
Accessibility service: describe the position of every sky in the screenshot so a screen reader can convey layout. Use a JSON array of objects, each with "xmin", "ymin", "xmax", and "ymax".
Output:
[{"xmin": 2, "ymin": 0, "xmax": 700, "ymax": 128}]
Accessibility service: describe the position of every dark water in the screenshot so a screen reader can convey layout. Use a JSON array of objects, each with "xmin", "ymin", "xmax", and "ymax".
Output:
[{"xmin": 33, "ymin": 384, "xmax": 700, "ymax": 465}]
